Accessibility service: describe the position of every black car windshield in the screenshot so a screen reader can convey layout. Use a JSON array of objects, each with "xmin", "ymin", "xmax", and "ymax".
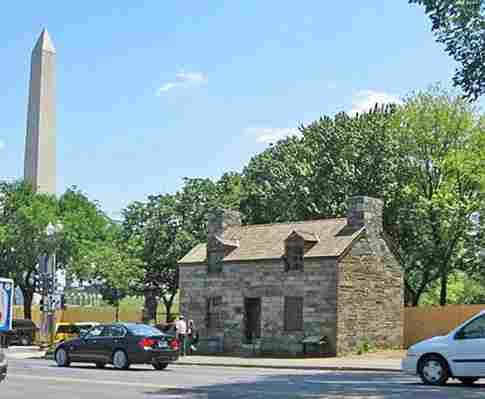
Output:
[{"xmin": 127, "ymin": 325, "xmax": 163, "ymax": 336}]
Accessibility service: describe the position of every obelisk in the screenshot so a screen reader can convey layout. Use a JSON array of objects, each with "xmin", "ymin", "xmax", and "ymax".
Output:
[{"xmin": 24, "ymin": 29, "xmax": 56, "ymax": 194}]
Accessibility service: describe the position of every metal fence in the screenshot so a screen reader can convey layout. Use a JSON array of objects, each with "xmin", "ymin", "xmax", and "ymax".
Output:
[{"xmin": 13, "ymin": 305, "xmax": 177, "ymax": 326}]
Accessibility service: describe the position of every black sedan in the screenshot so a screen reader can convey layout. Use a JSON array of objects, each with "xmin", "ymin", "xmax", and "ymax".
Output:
[{"xmin": 54, "ymin": 323, "xmax": 179, "ymax": 370}]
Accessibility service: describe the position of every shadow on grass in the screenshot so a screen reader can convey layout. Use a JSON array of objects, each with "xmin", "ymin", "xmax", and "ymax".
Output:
[{"xmin": 143, "ymin": 371, "xmax": 485, "ymax": 399}]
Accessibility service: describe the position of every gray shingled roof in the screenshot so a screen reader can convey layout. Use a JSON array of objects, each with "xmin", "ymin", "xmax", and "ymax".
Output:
[{"xmin": 178, "ymin": 218, "xmax": 363, "ymax": 264}]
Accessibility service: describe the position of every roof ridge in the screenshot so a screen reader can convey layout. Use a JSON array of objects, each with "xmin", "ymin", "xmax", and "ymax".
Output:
[{"xmin": 233, "ymin": 217, "xmax": 347, "ymax": 229}]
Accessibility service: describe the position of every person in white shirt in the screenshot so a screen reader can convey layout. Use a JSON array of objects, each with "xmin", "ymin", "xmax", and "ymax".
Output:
[{"xmin": 175, "ymin": 315, "xmax": 187, "ymax": 356}]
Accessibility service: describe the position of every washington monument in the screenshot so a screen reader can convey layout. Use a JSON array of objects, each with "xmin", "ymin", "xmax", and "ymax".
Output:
[{"xmin": 24, "ymin": 29, "xmax": 56, "ymax": 194}]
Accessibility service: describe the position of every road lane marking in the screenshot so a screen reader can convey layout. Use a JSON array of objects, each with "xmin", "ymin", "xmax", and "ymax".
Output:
[
  {"xmin": 7, "ymin": 363, "xmax": 319, "ymax": 375},
  {"xmin": 8, "ymin": 374, "xmax": 177, "ymax": 389},
  {"xmin": 7, "ymin": 373, "xmax": 325, "ymax": 397}
]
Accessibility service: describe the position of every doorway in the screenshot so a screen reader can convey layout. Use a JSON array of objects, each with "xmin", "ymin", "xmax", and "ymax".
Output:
[{"xmin": 244, "ymin": 297, "xmax": 261, "ymax": 343}]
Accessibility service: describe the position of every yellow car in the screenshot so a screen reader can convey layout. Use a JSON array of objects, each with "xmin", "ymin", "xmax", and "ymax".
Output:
[{"xmin": 55, "ymin": 322, "xmax": 99, "ymax": 343}]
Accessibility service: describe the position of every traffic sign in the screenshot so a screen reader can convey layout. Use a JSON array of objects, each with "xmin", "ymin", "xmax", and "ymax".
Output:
[{"xmin": 0, "ymin": 278, "xmax": 14, "ymax": 332}]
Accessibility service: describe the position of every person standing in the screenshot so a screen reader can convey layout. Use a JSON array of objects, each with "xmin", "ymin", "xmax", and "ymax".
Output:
[
  {"xmin": 187, "ymin": 319, "xmax": 198, "ymax": 353},
  {"xmin": 175, "ymin": 315, "xmax": 187, "ymax": 356}
]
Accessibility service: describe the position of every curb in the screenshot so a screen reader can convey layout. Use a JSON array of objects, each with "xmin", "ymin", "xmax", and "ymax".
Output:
[
  {"xmin": 6, "ymin": 346, "xmax": 40, "ymax": 351},
  {"xmin": 174, "ymin": 361, "xmax": 402, "ymax": 373},
  {"xmin": 40, "ymin": 354, "xmax": 402, "ymax": 373}
]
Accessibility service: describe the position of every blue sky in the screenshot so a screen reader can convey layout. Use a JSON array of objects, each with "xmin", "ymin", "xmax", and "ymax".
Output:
[{"xmin": 0, "ymin": 1, "xmax": 459, "ymax": 217}]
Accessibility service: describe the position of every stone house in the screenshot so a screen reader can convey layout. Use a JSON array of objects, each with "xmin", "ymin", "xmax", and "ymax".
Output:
[{"xmin": 178, "ymin": 196, "xmax": 403, "ymax": 356}]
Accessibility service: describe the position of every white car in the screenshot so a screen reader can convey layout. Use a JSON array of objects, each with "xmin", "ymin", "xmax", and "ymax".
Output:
[{"xmin": 402, "ymin": 310, "xmax": 485, "ymax": 385}]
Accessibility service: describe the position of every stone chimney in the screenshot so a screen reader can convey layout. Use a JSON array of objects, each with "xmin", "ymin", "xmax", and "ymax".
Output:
[
  {"xmin": 346, "ymin": 196, "xmax": 384, "ymax": 237},
  {"xmin": 207, "ymin": 208, "xmax": 241, "ymax": 272}
]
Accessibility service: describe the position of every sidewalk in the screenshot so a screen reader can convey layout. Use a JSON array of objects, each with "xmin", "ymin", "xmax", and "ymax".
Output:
[
  {"xmin": 8, "ymin": 346, "xmax": 405, "ymax": 372},
  {"xmin": 5, "ymin": 346, "xmax": 46, "ymax": 360},
  {"xmin": 175, "ymin": 351, "xmax": 405, "ymax": 372}
]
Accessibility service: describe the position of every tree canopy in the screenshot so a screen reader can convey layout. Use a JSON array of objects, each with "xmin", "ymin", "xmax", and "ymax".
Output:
[
  {"xmin": 242, "ymin": 105, "xmax": 403, "ymax": 225},
  {"xmin": 0, "ymin": 182, "xmax": 117, "ymax": 318},
  {"xmin": 410, "ymin": 0, "xmax": 485, "ymax": 99},
  {"xmin": 0, "ymin": 181, "xmax": 59, "ymax": 318},
  {"xmin": 390, "ymin": 87, "xmax": 485, "ymax": 305}
]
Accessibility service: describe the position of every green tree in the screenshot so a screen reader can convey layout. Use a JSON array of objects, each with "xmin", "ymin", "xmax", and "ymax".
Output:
[
  {"xmin": 410, "ymin": 0, "xmax": 485, "ymax": 99},
  {"xmin": 57, "ymin": 187, "xmax": 112, "ymax": 283},
  {"xmin": 0, "ymin": 182, "xmax": 117, "ymax": 319},
  {"xmin": 0, "ymin": 180, "xmax": 60, "ymax": 319},
  {"xmin": 216, "ymin": 172, "xmax": 245, "ymax": 211},
  {"xmin": 392, "ymin": 87, "xmax": 485, "ymax": 305},
  {"xmin": 421, "ymin": 271, "xmax": 485, "ymax": 305},
  {"xmin": 242, "ymin": 107, "xmax": 404, "ymax": 225},
  {"xmin": 82, "ymin": 237, "xmax": 144, "ymax": 321},
  {"xmin": 121, "ymin": 195, "xmax": 194, "ymax": 323}
]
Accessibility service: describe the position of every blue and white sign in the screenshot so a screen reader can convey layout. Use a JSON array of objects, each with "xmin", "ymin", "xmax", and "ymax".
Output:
[{"xmin": 0, "ymin": 278, "xmax": 14, "ymax": 332}]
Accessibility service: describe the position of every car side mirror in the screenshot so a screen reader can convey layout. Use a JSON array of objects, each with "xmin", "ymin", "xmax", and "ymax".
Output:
[{"xmin": 455, "ymin": 330, "xmax": 465, "ymax": 340}]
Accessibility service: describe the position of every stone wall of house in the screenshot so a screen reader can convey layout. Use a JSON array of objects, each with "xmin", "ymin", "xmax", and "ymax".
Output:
[
  {"xmin": 179, "ymin": 257, "xmax": 339, "ymax": 356},
  {"xmin": 336, "ymin": 233, "xmax": 404, "ymax": 356}
]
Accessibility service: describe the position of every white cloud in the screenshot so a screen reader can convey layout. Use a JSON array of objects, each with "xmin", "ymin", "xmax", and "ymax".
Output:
[
  {"xmin": 244, "ymin": 127, "xmax": 301, "ymax": 144},
  {"xmin": 175, "ymin": 72, "xmax": 208, "ymax": 84},
  {"xmin": 0, "ymin": 140, "xmax": 4, "ymax": 150},
  {"xmin": 158, "ymin": 83, "xmax": 177, "ymax": 93},
  {"xmin": 156, "ymin": 71, "xmax": 208, "ymax": 95},
  {"xmin": 349, "ymin": 90, "xmax": 401, "ymax": 116}
]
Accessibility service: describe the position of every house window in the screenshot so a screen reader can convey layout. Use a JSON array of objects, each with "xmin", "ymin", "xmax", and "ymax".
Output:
[
  {"xmin": 285, "ymin": 240, "xmax": 304, "ymax": 271},
  {"xmin": 206, "ymin": 296, "xmax": 223, "ymax": 329},
  {"xmin": 284, "ymin": 296, "xmax": 303, "ymax": 332}
]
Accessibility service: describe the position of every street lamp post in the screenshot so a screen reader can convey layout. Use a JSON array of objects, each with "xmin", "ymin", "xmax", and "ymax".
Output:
[{"xmin": 41, "ymin": 222, "xmax": 63, "ymax": 348}]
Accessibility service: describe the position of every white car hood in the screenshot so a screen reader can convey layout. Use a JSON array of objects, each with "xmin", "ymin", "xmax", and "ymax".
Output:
[{"xmin": 410, "ymin": 335, "xmax": 449, "ymax": 353}]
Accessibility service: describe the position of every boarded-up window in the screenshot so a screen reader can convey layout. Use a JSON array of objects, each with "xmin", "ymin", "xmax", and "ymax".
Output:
[
  {"xmin": 285, "ymin": 239, "xmax": 304, "ymax": 271},
  {"xmin": 206, "ymin": 296, "xmax": 223, "ymax": 329},
  {"xmin": 284, "ymin": 296, "xmax": 303, "ymax": 332}
]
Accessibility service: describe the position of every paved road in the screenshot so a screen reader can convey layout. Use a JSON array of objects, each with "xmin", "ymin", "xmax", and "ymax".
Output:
[{"xmin": 2, "ymin": 358, "xmax": 485, "ymax": 398}]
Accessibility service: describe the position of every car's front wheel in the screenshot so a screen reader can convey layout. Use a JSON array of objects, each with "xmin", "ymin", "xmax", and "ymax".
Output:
[
  {"xmin": 55, "ymin": 348, "xmax": 70, "ymax": 367},
  {"xmin": 419, "ymin": 355, "xmax": 449, "ymax": 386},
  {"xmin": 152, "ymin": 362, "xmax": 168, "ymax": 370},
  {"xmin": 458, "ymin": 377, "xmax": 478, "ymax": 386},
  {"xmin": 112, "ymin": 350, "xmax": 129, "ymax": 370}
]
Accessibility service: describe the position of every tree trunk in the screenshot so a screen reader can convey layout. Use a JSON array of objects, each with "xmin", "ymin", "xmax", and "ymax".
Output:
[
  {"xmin": 143, "ymin": 288, "xmax": 158, "ymax": 323},
  {"xmin": 115, "ymin": 302, "xmax": 120, "ymax": 322},
  {"xmin": 439, "ymin": 268, "xmax": 449, "ymax": 306},
  {"xmin": 404, "ymin": 283, "xmax": 417, "ymax": 307},
  {"xmin": 22, "ymin": 287, "xmax": 34, "ymax": 320},
  {"xmin": 163, "ymin": 295, "xmax": 175, "ymax": 323},
  {"xmin": 412, "ymin": 285, "xmax": 428, "ymax": 307}
]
